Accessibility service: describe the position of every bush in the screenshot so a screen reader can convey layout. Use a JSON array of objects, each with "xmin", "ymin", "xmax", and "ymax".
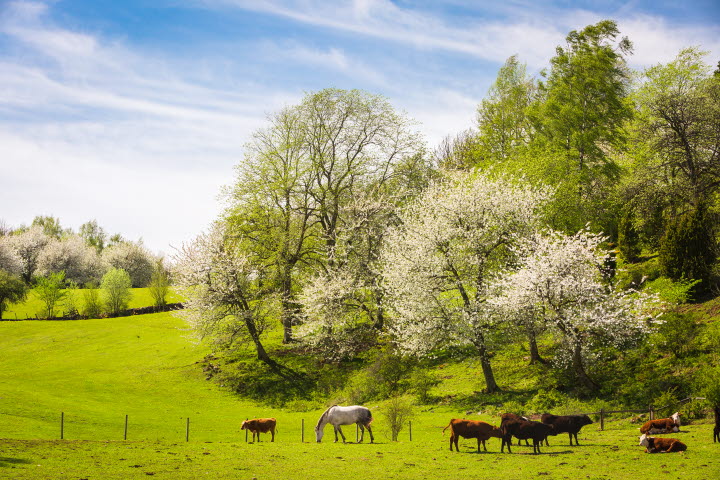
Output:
[
  {"xmin": 615, "ymin": 257, "xmax": 662, "ymax": 290},
  {"xmin": 101, "ymin": 268, "xmax": 132, "ymax": 315},
  {"xmin": 35, "ymin": 271, "xmax": 67, "ymax": 319},
  {"xmin": 653, "ymin": 313, "xmax": 700, "ymax": 357},
  {"xmin": 381, "ymin": 396, "xmax": 415, "ymax": 441},
  {"xmin": 0, "ymin": 270, "xmax": 28, "ymax": 319},
  {"xmin": 659, "ymin": 202, "xmax": 716, "ymax": 295},
  {"xmin": 643, "ymin": 277, "xmax": 700, "ymax": 304},
  {"xmin": 525, "ymin": 389, "xmax": 567, "ymax": 414},
  {"xmin": 148, "ymin": 258, "xmax": 170, "ymax": 307},
  {"xmin": 618, "ymin": 207, "xmax": 641, "ymax": 262},
  {"xmin": 82, "ymin": 285, "xmax": 103, "ymax": 318}
]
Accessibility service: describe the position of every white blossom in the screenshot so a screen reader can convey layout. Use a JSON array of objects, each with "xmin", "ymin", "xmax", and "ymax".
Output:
[
  {"xmin": 0, "ymin": 240, "xmax": 23, "ymax": 276},
  {"xmin": 3, "ymin": 225, "xmax": 50, "ymax": 282},
  {"xmin": 101, "ymin": 241, "xmax": 155, "ymax": 287},
  {"xmin": 35, "ymin": 234, "xmax": 102, "ymax": 285}
]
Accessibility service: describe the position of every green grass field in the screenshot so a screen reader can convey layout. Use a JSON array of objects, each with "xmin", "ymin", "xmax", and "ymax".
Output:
[
  {"xmin": 1, "ymin": 287, "xmax": 184, "ymax": 320},
  {"xmin": 1, "ymin": 313, "xmax": 718, "ymax": 479}
]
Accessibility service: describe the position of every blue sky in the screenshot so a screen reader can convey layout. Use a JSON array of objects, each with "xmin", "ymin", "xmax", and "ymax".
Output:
[{"xmin": 1, "ymin": 0, "xmax": 719, "ymax": 255}]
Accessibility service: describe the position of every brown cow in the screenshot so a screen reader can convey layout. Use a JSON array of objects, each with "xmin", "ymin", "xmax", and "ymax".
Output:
[
  {"xmin": 442, "ymin": 419, "xmax": 503, "ymax": 452},
  {"xmin": 639, "ymin": 412, "xmax": 680, "ymax": 434},
  {"xmin": 500, "ymin": 413, "xmax": 535, "ymax": 446},
  {"xmin": 713, "ymin": 406, "xmax": 719, "ymax": 443},
  {"xmin": 501, "ymin": 418, "xmax": 554, "ymax": 454},
  {"xmin": 639, "ymin": 434, "xmax": 687, "ymax": 453},
  {"xmin": 241, "ymin": 418, "xmax": 276, "ymax": 442}
]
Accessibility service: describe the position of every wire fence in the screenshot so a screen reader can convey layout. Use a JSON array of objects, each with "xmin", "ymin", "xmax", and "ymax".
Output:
[{"xmin": 0, "ymin": 397, "xmax": 708, "ymax": 443}]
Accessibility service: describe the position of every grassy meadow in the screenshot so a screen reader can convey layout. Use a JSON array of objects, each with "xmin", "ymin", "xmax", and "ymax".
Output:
[
  {"xmin": 1, "ymin": 311, "xmax": 719, "ymax": 479},
  {"xmin": 1, "ymin": 287, "xmax": 185, "ymax": 320}
]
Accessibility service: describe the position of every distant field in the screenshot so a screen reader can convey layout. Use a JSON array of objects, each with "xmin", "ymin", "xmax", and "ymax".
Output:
[
  {"xmin": 1, "ymin": 313, "xmax": 718, "ymax": 479},
  {"xmin": 1, "ymin": 287, "xmax": 184, "ymax": 320}
]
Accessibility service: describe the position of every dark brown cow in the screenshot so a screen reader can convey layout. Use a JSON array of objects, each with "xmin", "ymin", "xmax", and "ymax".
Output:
[
  {"xmin": 713, "ymin": 406, "xmax": 719, "ymax": 443},
  {"xmin": 442, "ymin": 419, "xmax": 503, "ymax": 452},
  {"xmin": 639, "ymin": 434, "xmax": 687, "ymax": 453},
  {"xmin": 501, "ymin": 418, "xmax": 554, "ymax": 454},
  {"xmin": 541, "ymin": 413, "xmax": 593, "ymax": 446},
  {"xmin": 500, "ymin": 413, "xmax": 534, "ymax": 446},
  {"xmin": 639, "ymin": 412, "xmax": 680, "ymax": 434},
  {"xmin": 241, "ymin": 417, "xmax": 276, "ymax": 442}
]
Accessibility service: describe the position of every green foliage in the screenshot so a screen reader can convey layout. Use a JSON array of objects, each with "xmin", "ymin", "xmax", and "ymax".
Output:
[
  {"xmin": 381, "ymin": 395, "xmax": 415, "ymax": 441},
  {"xmin": 82, "ymin": 285, "xmax": 103, "ymax": 318},
  {"xmin": 653, "ymin": 313, "xmax": 700, "ymax": 358},
  {"xmin": 696, "ymin": 365, "xmax": 720, "ymax": 407},
  {"xmin": 341, "ymin": 346, "xmax": 417, "ymax": 403},
  {"xmin": 525, "ymin": 388, "xmax": 568, "ymax": 414},
  {"xmin": 659, "ymin": 202, "xmax": 716, "ymax": 293},
  {"xmin": 148, "ymin": 258, "xmax": 170, "ymax": 307},
  {"xmin": 618, "ymin": 207, "xmax": 641, "ymax": 262},
  {"xmin": 643, "ymin": 277, "xmax": 700, "ymax": 304},
  {"xmin": 0, "ymin": 269, "xmax": 28, "ymax": 319},
  {"xmin": 615, "ymin": 256, "xmax": 662, "ymax": 290},
  {"xmin": 35, "ymin": 271, "xmax": 67, "ymax": 318},
  {"xmin": 101, "ymin": 268, "xmax": 132, "ymax": 315}
]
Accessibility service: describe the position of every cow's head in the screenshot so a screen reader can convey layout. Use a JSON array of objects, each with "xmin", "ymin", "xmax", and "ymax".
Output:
[
  {"xmin": 240, "ymin": 421, "xmax": 248, "ymax": 430},
  {"xmin": 638, "ymin": 434, "xmax": 650, "ymax": 447},
  {"xmin": 671, "ymin": 412, "xmax": 681, "ymax": 426},
  {"xmin": 315, "ymin": 425, "xmax": 324, "ymax": 442},
  {"xmin": 581, "ymin": 415, "xmax": 593, "ymax": 426}
]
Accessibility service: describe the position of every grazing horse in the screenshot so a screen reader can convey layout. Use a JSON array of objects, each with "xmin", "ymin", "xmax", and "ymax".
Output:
[{"xmin": 315, "ymin": 405, "xmax": 374, "ymax": 443}]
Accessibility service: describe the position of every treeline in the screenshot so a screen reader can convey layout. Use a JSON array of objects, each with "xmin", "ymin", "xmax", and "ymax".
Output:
[
  {"xmin": 172, "ymin": 20, "xmax": 720, "ymax": 404},
  {"xmin": 0, "ymin": 217, "xmax": 171, "ymax": 319}
]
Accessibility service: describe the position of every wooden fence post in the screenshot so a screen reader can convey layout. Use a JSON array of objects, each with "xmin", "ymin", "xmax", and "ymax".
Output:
[
  {"xmin": 599, "ymin": 409, "xmax": 604, "ymax": 431},
  {"xmin": 649, "ymin": 405, "xmax": 655, "ymax": 420},
  {"xmin": 409, "ymin": 421, "xmax": 412, "ymax": 441},
  {"xmin": 124, "ymin": 414, "xmax": 128, "ymax": 440},
  {"xmin": 245, "ymin": 418, "xmax": 248, "ymax": 442},
  {"xmin": 186, "ymin": 417, "xmax": 190, "ymax": 442},
  {"xmin": 302, "ymin": 419, "xmax": 305, "ymax": 443},
  {"xmin": 60, "ymin": 412, "xmax": 64, "ymax": 440}
]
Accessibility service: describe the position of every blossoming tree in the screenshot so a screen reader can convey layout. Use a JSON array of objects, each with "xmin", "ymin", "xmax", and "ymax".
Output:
[
  {"xmin": 493, "ymin": 229, "xmax": 658, "ymax": 391},
  {"xmin": 381, "ymin": 172, "xmax": 551, "ymax": 393},
  {"xmin": 173, "ymin": 222, "xmax": 279, "ymax": 371}
]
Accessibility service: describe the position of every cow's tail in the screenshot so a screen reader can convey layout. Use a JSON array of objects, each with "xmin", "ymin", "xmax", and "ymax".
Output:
[{"xmin": 442, "ymin": 421, "xmax": 452, "ymax": 436}]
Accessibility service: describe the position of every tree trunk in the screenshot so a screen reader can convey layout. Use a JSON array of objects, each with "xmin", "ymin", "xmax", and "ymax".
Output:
[
  {"xmin": 572, "ymin": 341, "xmax": 598, "ymax": 391},
  {"xmin": 528, "ymin": 330, "xmax": 545, "ymax": 365},
  {"xmin": 475, "ymin": 342, "xmax": 499, "ymax": 393}
]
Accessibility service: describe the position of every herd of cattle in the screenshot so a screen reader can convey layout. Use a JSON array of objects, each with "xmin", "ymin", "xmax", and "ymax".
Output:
[{"xmin": 239, "ymin": 405, "xmax": 720, "ymax": 455}]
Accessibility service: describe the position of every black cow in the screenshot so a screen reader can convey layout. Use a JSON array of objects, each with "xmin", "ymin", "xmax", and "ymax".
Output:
[
  {"xmin": 500, "ymin": 418, "xmax": 554, "ymax": 454},
  {"xmin": 541, "ymin": 413, "xmax": 593, "ymax": 446}
]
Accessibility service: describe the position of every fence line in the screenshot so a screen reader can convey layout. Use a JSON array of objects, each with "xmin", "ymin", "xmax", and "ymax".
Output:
[{"xmin": 0, "ymin": 396, "xmax": 709, "ymax": 441}]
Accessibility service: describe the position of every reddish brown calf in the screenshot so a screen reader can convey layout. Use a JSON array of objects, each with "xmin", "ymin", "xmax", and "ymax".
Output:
[
  {"xmin": 639, "ymin": 434, "xmax": 686, "ymax": 453},
  {"xmin": 241, "ymin": 417, "xmax": 276, "ymax": 442}
]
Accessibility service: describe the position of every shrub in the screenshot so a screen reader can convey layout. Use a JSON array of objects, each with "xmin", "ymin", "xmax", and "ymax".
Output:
[
  {"xmin": 148, "ymin": 258, "xmax": 170, "ymax": 307},
  {"xmin": 659, "ymin": 202, "xmax": 716, "ymax": 295},
  {"xmin": 618, "ymin": 206, "xmax": 641, "ymax": 262},
  {"xmin": 0, "ymin": 270, "xmax": 28, "ymax": 319},
  {"xmin": 35, "ymin": 271, "xmax": 67, "ymax": 319},
  {"xmin": 381, "ymin": 396, "xmax": 415, "ymax": 441},
  {"xmin": 101, "ymin": 268, "xmax": 132, "ymax": 315},
  {"xmin": 643, "ymin": 277, "xmax": 700, "ymax": 304},
  {"xmin": 525, "ymin": 389, "xmax": 568, "ymax": 414},
  {"xmin": 653, "ymin": 312, "xmax": 700, "ymax": 358},
  {"xmin": 82, "ymin": 284, "xmax": 103, "ymax": 318}
]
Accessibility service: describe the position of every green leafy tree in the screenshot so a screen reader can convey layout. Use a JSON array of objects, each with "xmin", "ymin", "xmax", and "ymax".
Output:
[
  {"xmin": 617, "ymin": 206, "xmax": 641, "ymax": 262},
  {"xmin": 531, "ymin": 20, "xmax": 633, "ymax": 233},
  {"xmin": 476, "ymin": 54, "xmax": 535, "ymax": 167},
  {"xmin": 659, "ymin": 202, "xmax": 716, "ymax": 293},
  {"xmin": 31, "ymin": 215, "xmax": 66, "ymax": 239},
  {"xmin": 148, "ymin": 258, "xmax": 170, "ymax": 307},
  {"xmin": 101, "ymin": 268, "xmax": 132, "ymax": 315},
  {"xmin": 79, "ymin": 220, "xmax": 107, "ymax": 252},
  {"xmin": 0, "ymin": 270, "xmax": 28, "ymax": 319},
  {"xmin": 35, "ymin": 271, "xmax": 67, "ymax": 319}
]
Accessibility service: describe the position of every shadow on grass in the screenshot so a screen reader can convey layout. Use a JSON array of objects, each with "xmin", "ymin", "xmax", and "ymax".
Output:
[{"xmin": 0, "ymin": 457, "xmax": 33, "ymax": 467}]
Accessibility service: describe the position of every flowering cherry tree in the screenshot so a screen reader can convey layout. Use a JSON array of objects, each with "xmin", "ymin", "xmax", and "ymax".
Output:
[
  {"xmin": 382, "ymin": 172, "xmax": 552, "ymax": 393},
  {"xmin": 36, "ymin": 235, "xmax": 102, "ymax": 285},
  {"xmin": 493, "ymin": 229, "xmax": 659, "ymax": 391},
  {"xmin": 173, "ymin": 222, "xmax": 278, "ymax": 370}
]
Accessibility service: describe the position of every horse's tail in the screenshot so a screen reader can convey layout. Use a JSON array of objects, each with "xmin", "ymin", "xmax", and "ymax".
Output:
[{"xmin": 366, "ymin": 408, "xmax": 374, "ymax": 425}]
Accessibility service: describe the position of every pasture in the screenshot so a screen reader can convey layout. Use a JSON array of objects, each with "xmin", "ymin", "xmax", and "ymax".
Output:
[{"xmin": 1, "ymin": 313, "xmax": 718, "ymax": 479}]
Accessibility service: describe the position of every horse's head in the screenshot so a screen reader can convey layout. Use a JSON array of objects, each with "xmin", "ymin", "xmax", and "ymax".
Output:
[{"xmin": 315, "ymin": 425, "xmax": 324, "ymax": 442}]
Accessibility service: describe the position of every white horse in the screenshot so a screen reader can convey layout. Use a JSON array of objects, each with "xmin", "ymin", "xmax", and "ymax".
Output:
[{"xmin": 315, "ymin": 405, "xmax": 374, "ymax": 443}]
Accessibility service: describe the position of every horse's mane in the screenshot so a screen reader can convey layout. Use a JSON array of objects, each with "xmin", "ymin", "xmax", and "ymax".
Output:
[{"xmin": 315, "ymin": 404, "xmax": 338, "ymax": 429}]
